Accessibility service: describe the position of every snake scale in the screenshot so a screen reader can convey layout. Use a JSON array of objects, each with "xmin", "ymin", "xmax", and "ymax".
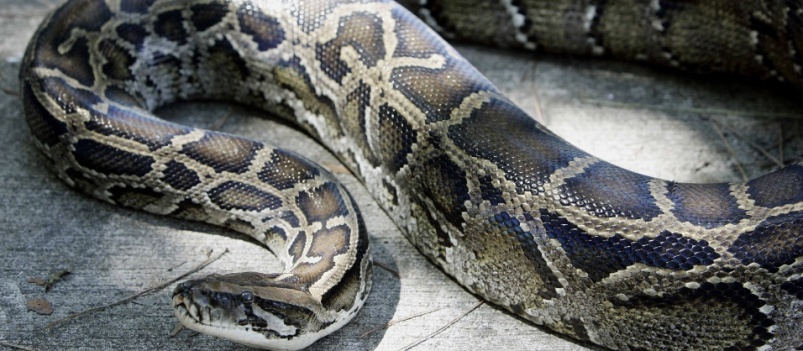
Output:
[{"xmin": 19, "ymin": 0, "xmax": 803, "ymax": 349}]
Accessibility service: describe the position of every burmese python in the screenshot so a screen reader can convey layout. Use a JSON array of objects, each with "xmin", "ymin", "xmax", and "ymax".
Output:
[{"xmin": 18, "ymin": 0, "xmax": 803, "ymax": 350}]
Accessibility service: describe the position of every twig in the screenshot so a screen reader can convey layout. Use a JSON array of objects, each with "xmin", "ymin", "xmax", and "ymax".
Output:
[
  {"xmin": 395, "ymin": 301, "xmax": 484, "ymax": 351},
  {"xmin": 2, "ymin": 88, "xmax": 19, "ymax": 97},
  {"xmin": 525, "ymin": 63, "xmax": 546, "ymax": 125},
  {"xmin": 708, "ymin": 118, "xmax": 784, "ymax": 168},
  {"xmin": 47, "ymin": 249, "xmax": 229, "ymax": 329},
  {"xmin": 583, "ymin": 98, "xmax": 803, "ymax": 120},
  {"xmin": 359, "ymin": 307, "xmax": 443, "ymax": 338},
  {"xmin": 170, "ymin": 322, "xmax": 184, "ymax": 337},
  {"xmin": 211, "ymin": 108, "xmax": 234, "ymax": 131},
  {"xmin": 373, "ymin": 260, "xmax": 400, "ymax": 279},
  {"xmin": 710, "ymin": 121, "xmax": 748, "ymax": 182},
  {"xmin": 43, "ymin": 269, "xmax": 70, "ymax": 292},
  {"xmin": 779, "ymin": 123, "xmax": 784, "ymax": 165},
  {"xmin": 0, "ymin": 341, "xmax": 39, "ymax": 351}
]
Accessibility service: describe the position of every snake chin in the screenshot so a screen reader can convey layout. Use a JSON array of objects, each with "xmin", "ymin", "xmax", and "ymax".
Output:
[{"xmin": 171, "ymin": 273, "xmax": 330, "ymax": 350}]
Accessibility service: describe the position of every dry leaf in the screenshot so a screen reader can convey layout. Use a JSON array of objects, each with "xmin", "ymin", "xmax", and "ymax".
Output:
[
  {"xmin": 27, "ymin": 277, "xmax": 46, "ymax": 287},
  {"xmin": 27, "ymin": 298, "xmax": 53, "ymax": 315}
]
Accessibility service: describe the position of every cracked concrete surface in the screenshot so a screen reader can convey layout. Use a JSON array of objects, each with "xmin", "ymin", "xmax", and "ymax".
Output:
[{"xmin": 1, "ymin": 1, "xmax": 801, "ymax": 350}]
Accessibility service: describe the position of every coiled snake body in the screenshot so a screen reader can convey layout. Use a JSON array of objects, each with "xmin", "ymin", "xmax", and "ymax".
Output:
[{"xmin": 19, "ymin": 0, "xmax": 803, "ymax": 350}]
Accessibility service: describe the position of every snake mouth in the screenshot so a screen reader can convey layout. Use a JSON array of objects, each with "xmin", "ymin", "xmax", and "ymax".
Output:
[{"xmin": 172, "ymin": 282, "xmax": 209, "ymax": 327}]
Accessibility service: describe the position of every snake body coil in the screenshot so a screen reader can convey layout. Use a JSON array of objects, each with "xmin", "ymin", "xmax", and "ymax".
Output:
[{"xmin": 20, "ymin": 0, "xmax": 803, "ymax": 350}]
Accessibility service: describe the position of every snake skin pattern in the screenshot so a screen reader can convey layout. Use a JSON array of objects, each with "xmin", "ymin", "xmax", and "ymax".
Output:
[{"xmin": 19, "ymin": 0, "xmax": 803, "ymax": 350}]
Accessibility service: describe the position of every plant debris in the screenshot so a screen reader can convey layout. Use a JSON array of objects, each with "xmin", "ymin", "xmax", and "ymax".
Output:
[
  {"xmin": 26, "ymin": 298, "xmax": 53, "ymax": 315},
  {"xmin": 28, "ymin": 269, "xmax": 70, "ymax": 292}
]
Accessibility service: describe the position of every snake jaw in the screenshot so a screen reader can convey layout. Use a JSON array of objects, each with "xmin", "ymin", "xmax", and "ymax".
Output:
[{"xmin": 171, "ymin": 274, "xmax": 335, "ymax": 350}]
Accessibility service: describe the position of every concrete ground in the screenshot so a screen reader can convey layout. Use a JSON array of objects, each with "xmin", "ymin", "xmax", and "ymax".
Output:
[{"xmin": 1, "ymin": 1, "xmax": 801, "ymax": 350}]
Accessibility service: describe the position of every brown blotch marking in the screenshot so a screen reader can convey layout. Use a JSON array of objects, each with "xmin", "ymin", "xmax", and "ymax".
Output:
[
  {"xmin": 296, "ymin": 182, "xmax": 349, "ymax": 224},
  {"xmin": 608, "ymin": 282, "xmax": 771, "ymax": 349},
  {"xmin": 747, "ymin": 164, "xmax": 803, "ymax": 208},
  {"xmin": 154, "ymin": 9, "xmax": 188, "ymax": 45},
  {"xmin": 190, "ymin": 2, "xmax": 229, "ymax": 32},
  {"xmin": 294, "ymin": 224, "xmax": 351, "ymax": 284},
  {"xmin": 162, "ymin": 160, "xmax": 201, "ymax": 191},
  {"xmin": 308, "ymin": 225, "xmax": 350, "ymax": 257},
  {"xmin": 120, "ymin": 0, "xmax": 155, "ymax": 14},
  {"xmin": 171, "ymin": 199, "xmax": 208, "ymax": 221},
  {"xmin": 288, "ymin": 232, "xmax": 307, "ymax": 264},
  {"xmin": 208, "ymin": 180, "xmax": 282, "ymax": 212},
  {"xmin": 447, "ymin": 97, "xmax": 588, "ymax": 194},
  {"xmin": 340, "ymin": 81, "xmax": 374, "ymax": 165},
  {"xmin": 273, "ymin": 57, "xmax": 341, "ymax": 138},
  {"xmin": 237, "ymin": 3, "xmax": 285, "ymax": 51},
  {"xmin": 85, "ymin": 105, "xmax": 190, "ymax": 151},
  {"xmin": 392, "ymin": 7, "xmax": 446, "ymax": 58},
  {"xmin": 116, "ymin": 23, "xmax": 148, "ymax": 50},
  {"xmin": 108, "ymin": 186, "xmax": 162, "ymax": 209},
  {"xmin": 416, "ymin": 154, "xmax": 469, "ymax": 229},
  {"xmin": 205, "ymin": 37, "xmax": 249, "ymax": 82},
  {"xmin": 322, "ymin": 205, "xmax": 370, "ymax": 311},
  {"xmin": 99, "ymin": 39, "xmax": 134, "ymax": 81},
  {"xmin": 390, "ymin": 58, "xmax": 490, "ymax": 123},
  {"xmin": 29, "ymin": 0, "xmax": 112, "ymax": 87},
  {"xmin": 560, "ymin": 162, "xmax": 661, "ymax": 220},
  {"xmin": 666, "ymin": 183, "xmax": 745, "ymax": 228},
  {"xmin": 257, "ymin": 149, "xmax": 319, "ymax": 190},
  {"xmin": 21, "ymin": 80, "xmax": 67, "ymax": 147},
  {"xmin": 72, "ymin": 139, "xmax": 154, "ymax": 177},
  {"xmin": 320, "ymin": 246, "xmax": 363, "ymax": 312},
  {"xmin": 729, "ymin": 211, "xmax": 803, "ymax": 272},
  {"xmin": 377, "ymin": 104, "xmax": 416, "ymax": 172},
  {"xmin": 181, "ymin": 133, "xmax": 262, "ymax": 174},
  {"xmin": 316, "ymin": 12, "xmax": 386, "ymax": 83}
]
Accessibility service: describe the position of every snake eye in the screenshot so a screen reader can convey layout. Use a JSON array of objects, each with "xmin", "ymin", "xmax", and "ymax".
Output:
[{"xmin": 240, "ymin": 291, "xmax": 254, "ymax": 303}]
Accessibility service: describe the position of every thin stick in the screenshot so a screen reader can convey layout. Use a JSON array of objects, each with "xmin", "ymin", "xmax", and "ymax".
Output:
[
  {"xmin": 709, "ymin": 118, "xmax": 784, "ymax": 168},
  {"xmin": 170, "ymin": 322, "xmax": 185, "ymax": 337},
  {"xmin": 211, "ymin": 108, "xmax": 234, "ymax": 131},
  {"xmin": 710, "ymin": 122, "xmax": 748, "ymax": 182},
  {"xmin": 360, "ymin": 307, "xmax": 444, "ymax": 338},
  {"xmin": 373, "ymin": 260, "xmax": 400, "ymax": 279},
  {"xmin": 47, "ymin": 249, "xmax": 229, "ymax": 329},
  {"xmin": 779, "ymin": 123, "xmax": 784, "ymax": 165},
  {"xmin": 0, "ymin": 341, "xmax": 39, "ymax": 351},
  {"xmin": 583, "ymin": 98, "xmax": 803, "ymax": 120},
  {"xmin": 395, "ymin": 301, "xmax": 484, "ymax": 351},
  {"xmin": 526, "ymin": 65, "xmax": 546, "ymax": 125}
]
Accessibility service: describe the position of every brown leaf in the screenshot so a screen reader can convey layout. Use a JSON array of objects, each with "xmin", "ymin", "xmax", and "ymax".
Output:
[
  {"xmin": 27, "ymin": 278, "xmax": 46, "ymax": 287},
  {"xmin": 27, "ymin": 298, "xmax": 53, "ymax": 315}
]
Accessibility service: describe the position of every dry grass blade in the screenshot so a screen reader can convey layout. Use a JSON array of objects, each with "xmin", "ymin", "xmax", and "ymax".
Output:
[
  {"xmin": 46, "ymin": 249, "xmax": 229, "ymax": 329},
  {"xmin": 360, "ymin": 307, "xmax": 443, "ymax": 338},
  {"xmin": 583, "ymin": 98, "xmax": 803, "ymax": 120},
  {"xmin": 0, "ymin": 341, "xmax": 39, "ymax": 351},
  {"xmin": 373, "ymin": 260, "xmax": 400, "ymax": 278},
  {"xmin": 710, "ymin": 121, "xmax": 748, "ymax": 182},
  {"xmin": 708, "ymin": 118, "xmax": 784, "ymax": 168},
  {"xmin": 395, "ymin": 301, "xmax": 484, "ymax": 351}
]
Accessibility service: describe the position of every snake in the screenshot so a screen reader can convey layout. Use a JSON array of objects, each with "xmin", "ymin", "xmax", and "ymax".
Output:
[{"xmin": 18, "ymin": 0, "xmax": 803, "ymax": 349}]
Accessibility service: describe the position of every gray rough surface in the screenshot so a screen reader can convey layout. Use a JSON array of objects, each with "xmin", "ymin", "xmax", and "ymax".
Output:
[{"xmin": 1, "ymin": 1, "xmax": 802, "ymax": 350}]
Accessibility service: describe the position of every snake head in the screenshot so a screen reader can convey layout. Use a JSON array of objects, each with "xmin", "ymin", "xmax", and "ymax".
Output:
[{"xmin": 172, "ymin": 272, "xmax": 332, "ymax": 350}]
